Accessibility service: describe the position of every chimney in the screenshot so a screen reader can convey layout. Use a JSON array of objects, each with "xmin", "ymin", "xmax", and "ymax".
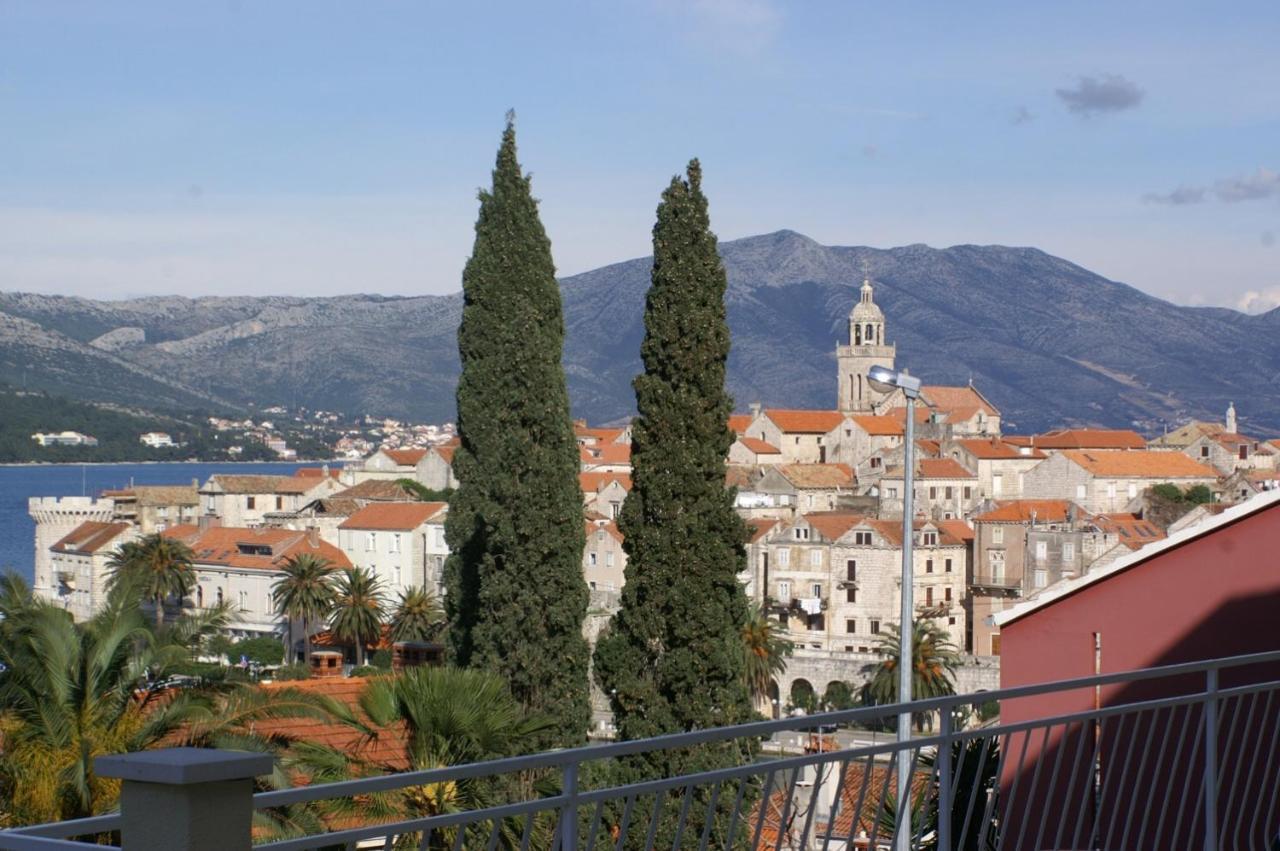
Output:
[
  {"xmin": 307, "ymin": 526, "xmax": 320, "ymax": 547},
  {"xmin": 1226, "ymin": 402, "xmax": 1237, "ymax": 434},
  {"xmin": 749, "ymin": 401, "xmax": 762, "ymax": 418}
]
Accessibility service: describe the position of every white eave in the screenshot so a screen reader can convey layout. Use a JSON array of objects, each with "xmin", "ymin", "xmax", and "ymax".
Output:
[{"xmin": 991, "ymin": 488, "xmax": 1280, "ymax": 628}]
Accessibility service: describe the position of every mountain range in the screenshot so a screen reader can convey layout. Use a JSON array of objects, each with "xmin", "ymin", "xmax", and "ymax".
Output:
[{"xmin": 1, "ymin": 229, "xmax": 1277, "ymax": 435}]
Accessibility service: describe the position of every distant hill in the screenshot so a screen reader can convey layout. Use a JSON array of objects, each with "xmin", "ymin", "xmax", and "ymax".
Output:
[{"xmin": 2, "ymin": 230, "xmax": 1278, "ymax": 435}]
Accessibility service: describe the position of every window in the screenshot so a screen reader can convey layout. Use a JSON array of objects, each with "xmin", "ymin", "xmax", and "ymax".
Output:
[
  {"xmin": 246, "ymin": 496, "xmax": 256, "ymax": 510},
  {"xmin": 846, "ymin": 587, "xmax": 857, "ymax": 603},
  {"xmin": 1063, "ymin": 542, "xmax": 1075, "ymax": 561},
  {"xmin": 811, "ymin": 583, "xmax": 823, "ymax": 598},
  {"xmin": 870, "ymin": 620, "xmax": 881, "ymax": 634},
  {"xmin": 196, "ymin": 586, "xmax": 204, "ymax": 607},
  {"xmin": 992, "ymin": 474, "xmax": 1003, "ymax": 495},
  {"xmin": 1201, "ymin": 445, "xmax": 1210, "ymax": 458},
  {"xmin": 925, "ymin": 587, "xmax": 934, "ymax": 605},
  {"xmin": 846, "ymin": 560, "xmax": 857, "ymax": 581},
  {"xmin": 778, "ymin": 549, "xmax": 790, "ymax": 568},
  {"xmin": 807, "ymin": 495, "xmax": 815, "ymax": 508},
  {"xmin": 808, "ymin": 549, "xmax": 821, "ymax": 567},
  {"xmin": 276, "ymin": 496, "xmax": 283, "ymax": 511},
  {"xmin": 855, "ymin": 531, "xmax": 872, "ymax": 546},
  {"xmin": 366, "ymin": 532, "xmax": 376, "ymax": 552},
  {"xmin": 391, "ymin": 533, "xmax": 401, "ymax": 554},
  {"xmin": 216, "ymin": 587, "xmax": 224, "ymax": 605},
  {"xmin": 845, "ymin": 619, "xmax": 857, "ymax": 634},
  {"xmin": 794, "ymin": 527, "xmax": 810, "ymax": 541},
  {"xmin": 945, "ymin": 486, "xmax": 953, "ymax": 499},
  {"xmin": 948, "ymin": 616, "xmax": 956, "ymax": 626},
  {"xmin": 1106, "ymin": 483, "xmax": 1116, "ymax": 499},
  {"xmin": 1035, "ymin": 540, "xmax": 1047, "ymax": 561},
  {"xmin": 239, "ymin": 590, "xmax": 248, "ymax": 611},
  {"xmin": 990, "ymin": 551, "xmax": 1005, "ymax": 583},
  {"xmin": 778, "ymin": 581, "xmax": 791, "ymax": 600},
  {"xmin": 606, "ymin": 551, "xmax": 615, "ymax": 567},
  {"xmin": 1076, "ymin": 484, "xmax": 1087, "ymax": 499},
  {"xmin": 923, "ymin": 532, "xmax": 938, "ymax": 546},
  {"xmin": 992, "ymin": 527, "xmax": 1004, "ymax": 544},
  {"xmin": 963, "ymin": 486, "xmax": 972, "ymax": 499},
  {"xmin": 610, "ymin": 502, "xmax": 621, "ymax": 519},
  {"xmin": 945, "ymin": 587, "xmax": 953, "ymax": 602},
  {"xmin": 1239, "ymin": 445, "xmax": 1249, "ymax": 461},
  {"xmin": 1127, "ymin": 483, "xmax": 1137, "ymax": 499},
  {"xmin": 886, "ymin": 487, "xmax": 897, "ymax": 499},
  {"xmin": 1033, "ymin": 568, "xmax": 1048, "ymax": 588},
  {"xmin": 945, "ymin": 558, "xmax": 953, "ymax": 573},
  {"xmin": 795, "ymin": 437, "xmax": 800, "ymax": 444},
  {"xmin": 871, "ymin": 457, "xmax": 882, "ymax": 469},
  {"xmin": 926, "ymin": 558, "xmax": 934, "ymax": 573},
  {"xmin": 929, "ymin": 487, "xmax": 938, "ymax": 499},
  {"xmin": 589, "ymin": 553, "xmax": 598, "ymax": 567}
]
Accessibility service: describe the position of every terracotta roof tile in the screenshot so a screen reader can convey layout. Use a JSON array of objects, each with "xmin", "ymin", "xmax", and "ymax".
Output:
[
  {"xmin": 1093, "ymin": 513, "xmax": 1167, "ymax": 550},
  {"xmin": 777, "ymin": 464, "xmax": 855, "ymax": 489},
  {"xmin": 579, "ymin": 442, "xmax": 633, "ymax": 465},
  {"xmin": 921, "ymin": 385, "xmax": 999, "ymax": 416},
  {"xmin": 130, "ymin": 485, "xmax": 200, "ymax": 506},
  {"xmin": 203, "ymin": 474, "xmax": 289, "ymax": 495},
  {"xmin": 1062, "ymin": 450, "xmax": 1217, "ymax": 478},
  {"xmin": 579, "ymin": 472, "xmax": 633, "ymax": 493},
  {"xmin": 383, "ymin": 448, "xmax": 429, "ymax": 466},
  {"xmin": 746, "ymin": 518, "xmax": 778, "ymax": 543},
  {"xmin": 937, "ymin": 518, "xmax": 975, "ymax": 541},
  {"xmin": 764, "ymin": 409, "xmax": 846, "ymax": 434},
  {"xmin": 849, "ymin": 415, "xmax": 905, "ymax": 436},
  {"xmin": 339, "ymin": 502, "xmax": 446, "ymax": 531},
  {"xmin": 725, "ymin": 465, "xmax": 758, "ymax": 489},
  {"xmin": 916, "ymin": 458, "xmax": 976, "ymax": 479},
  {"xmin": 584, "ymin": 519, "xmax": 624, "ymax": 543},
  {"xmin": 161, "ymin": 526, "xmax": 351, "ymax": 571},
  {"xmin": 727, "ymin": 414, "xmax": 753, "ymax": 435},
  {"xmin": 332, "ymin": 480, "xmax": 418, "ymax": 502},
  {"xmin": 51, "ymin": 521, "xmax": 131, "ymax": 555},
  {"xmin": 955, "ymin": 438, "xmax": 1045, "ymax": 460},
  {"xmin": 974, "ymin": 499, "xmax": 1079, "ymax": 523},
  {"xmin": 802, "ymin": 511, "xmax": 865, "ymax": 541},
  {"xmin": 256, "ymin": 677, "xmax": 410, "ymax": 771},
  {"xmin": 736, "ymin": 437, "xmax": 781, "ymax": 455},
  {"xmin": 1036, "ymin": 429, "xmax": 1147, "ymax": 450}
]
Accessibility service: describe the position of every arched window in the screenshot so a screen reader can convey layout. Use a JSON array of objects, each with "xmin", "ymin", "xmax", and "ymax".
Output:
[
  {"xmin": 854, "ymin": 323, "xmax": 862, "ymax": 344},
  {"xmin": 196, "ymin": 586, "xmax": 204, "ymax": 608},
  {"xmin": 865, "ymin": 324, "xmax": 873, "ymax": 343}
]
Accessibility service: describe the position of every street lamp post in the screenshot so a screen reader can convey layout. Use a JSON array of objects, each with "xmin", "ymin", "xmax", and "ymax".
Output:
[{"xmin": 867, "ymin": 364, "xmax": 923, "ymax": 851}]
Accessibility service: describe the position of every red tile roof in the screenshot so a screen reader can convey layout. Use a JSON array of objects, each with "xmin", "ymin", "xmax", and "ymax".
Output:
[
  {"xmin": 1062, "ymin": 450, "xmax": 1217, "ymax": 478},
  {"xmin": 332, "ymin": 480, "xmax": 418, "ymax": 502},
  {"xmin": 1093, "ymin": 513, "xmax": 1166, "ymax": 549},
  {"xmin": 579, "ymin": 442, "xmax": 633, "ymax": 465},
  {"xmin": 727, "ymin": 414, "xmax": 754, "ymax": 435},
  {"xmin": 955, "ymin": 437, "xmax": 1045, "ymax": 460},
  {"xmin": 255, "ymin": 677, "xmax": 410, "ymax": 771},
  {"xmin": 974, "ymin": 499, "xmax": 1079, "ymax": 524},
  {"xmin": 937, "ymin": 518, "xmax": 975, "ymax": 541},
  {"xmin": 803, "ymin": 512, "xmax": 865, "ymax": 541},
  {"xmin": 915, "ymin": 458, "xmax": 976, "ymax": 479},
  {"xmin": 777, "ymin": 463, "xmax": 855, "ymax": 489},
  {"xmin": 1035, "ymin": 429, "xmax": 1147, "ymax": 450},
  {"xmin": 736, "ymin": 437, "xmax": 781, "ymax": 455},
  {"xmin": 204, "ymin": 474, "xmax": 289, "ymax": 494},
  {"xmin": 584, "ymin": 519, "xmax": 624, "ymax": 543},
  {"xmin": 51, "ymin": 521, "xmax": 131, "ymax": 555},
  {"xmin": 579, "ymin": 472, "xmax": 633, "ymax": 493},
  {"xmin": 922, "ymin": 385, "xmax": 999, "ymax": 416},
  {"xmin": 849, "ymin": 415, "xmax": 905, "ymax": 436},
  {"xmin": 383, "ymin": 448, "xmax": 429, "ymax": 466},
  {"xmin": 161, "ymin": 526, "xmax": 351, "ymax": 570},
  {"xmin": 338, "ymin": 502, "xmax": 446, "ymax": 531},
  {"xmin": 764, "ymin": 409, "xmax": 846, "ymax": 434},
  {"xmin": 433, "ymin": 445, "xmax": 456, "ymax": 464},
  {"xmin": 746, "ymin": 518, "xmax": 778, "ymax": 543}
]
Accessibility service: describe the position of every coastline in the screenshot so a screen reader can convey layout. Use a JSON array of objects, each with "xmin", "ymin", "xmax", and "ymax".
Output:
[{"xmin": 0, "ymin": 458, "xmax": 347, "ymax": 468}]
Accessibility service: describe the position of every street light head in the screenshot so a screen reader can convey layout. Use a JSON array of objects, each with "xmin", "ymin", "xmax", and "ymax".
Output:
[{"xmin": 866, "ymin": 365, "xmax": 923, "ymax": 398}]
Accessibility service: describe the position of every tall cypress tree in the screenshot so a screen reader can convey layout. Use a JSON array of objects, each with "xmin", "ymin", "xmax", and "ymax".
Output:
[
  {"xmin": 594, "ymin": 161, "xmax": 755, "ymax": 841},
  {"xmin": 444, "ymin": 115, "xmax": 590, "ymax": 750}
]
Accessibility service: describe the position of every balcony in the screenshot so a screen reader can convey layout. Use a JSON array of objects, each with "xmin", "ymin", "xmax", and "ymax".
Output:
[
  {"xmin": 3, "ymin": 651, "xmax": 1277, "ymax": 850},
  {"xmin": 970, "ymin": 573, "xmax": 1021, "ymax": 596}
]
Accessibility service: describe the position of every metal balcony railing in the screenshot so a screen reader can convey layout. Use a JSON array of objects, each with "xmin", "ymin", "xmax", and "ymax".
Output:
[{"xmin": 4, "ymin": 651, "xmax": 1280, "ymax": 850}]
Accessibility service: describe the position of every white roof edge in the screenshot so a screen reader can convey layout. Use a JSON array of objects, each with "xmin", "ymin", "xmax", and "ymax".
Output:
[{"xmin": 991, "ymin": 488, "xmax": 1280, "ymax": 628}]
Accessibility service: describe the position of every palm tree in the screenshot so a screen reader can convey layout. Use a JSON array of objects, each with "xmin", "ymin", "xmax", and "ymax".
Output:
[
  {"xmin": 329, "ymin": 567, "xmax": 385, "ymax": 667},
  {"xmin": 106, "ymin": 533, "xmax": 196, "ymax": 628},
  {"xmin": 354, "ymin": 667, "xmax": 553, "ymax": 848},
  {"xmin": 272, "ymin": 553, "xmax": 336, "ymax": 663},
  {"xmin": 389, "ymin": 585, "xmax": 444, "ymax": 644},
  {"xmin": 742, "ymin": 602, "xmax": 793, "ymax": 707},
  {"xmin": 0, "ymin": 571, "xmax": 346, "ymax": 828},
  {"xmin": 862, "ymin": 620, "xmax": 960, "ymax": 729}
]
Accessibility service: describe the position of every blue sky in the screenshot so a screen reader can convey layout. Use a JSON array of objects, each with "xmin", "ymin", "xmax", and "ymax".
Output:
[{"xmin": 1, "ymin": 1, "xmax": 1278, "ymax": 310}]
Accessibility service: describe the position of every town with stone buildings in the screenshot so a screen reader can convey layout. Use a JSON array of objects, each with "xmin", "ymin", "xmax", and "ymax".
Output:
[{"xmin": 27, "ymin": 275, "xmax": 1280, "ymax": 720}]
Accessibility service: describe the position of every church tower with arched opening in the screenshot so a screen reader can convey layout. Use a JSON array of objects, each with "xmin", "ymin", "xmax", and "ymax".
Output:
[{"xmin": 837, "ymin": 276, "xmax": 896, "ymax": 413}]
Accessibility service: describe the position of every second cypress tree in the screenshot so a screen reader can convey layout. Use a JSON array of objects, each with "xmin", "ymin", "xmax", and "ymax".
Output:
[
  {"xmin": 443, "ymin": 116, "xmax": 590, "ymax": 750},
  {"xmin": 594, "ymin": 160, "xmax": 756, "ymax": 841}
]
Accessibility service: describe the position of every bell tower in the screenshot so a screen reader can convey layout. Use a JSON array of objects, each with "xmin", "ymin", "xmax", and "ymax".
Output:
[{"xmin": 837, "ymin": 275, "xmax": 896, "ymax": 413}]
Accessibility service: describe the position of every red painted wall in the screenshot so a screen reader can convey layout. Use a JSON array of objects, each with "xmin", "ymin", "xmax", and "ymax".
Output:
[{"xmin": 994, "ymin": 501, "xmax": 1280, "ymax": 850}]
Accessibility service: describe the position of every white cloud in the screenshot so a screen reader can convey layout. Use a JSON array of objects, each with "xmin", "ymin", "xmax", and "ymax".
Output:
[
  {"xmin": 1055, "ymin": 74, "xmax": 1144, "ymax": 116},
  {"xmin": 1237, "ymin": 287, "xmax": 1280, "ymax": 314},
  {"xmin": 1215, "ymin": 167, "xmax": 1280, "ymax": 203}
]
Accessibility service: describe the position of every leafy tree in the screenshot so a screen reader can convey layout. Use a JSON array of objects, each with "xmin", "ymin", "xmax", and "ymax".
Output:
[
  {"xmin": 789, "ymin": 680, "xmax": 818, "ymax": 714},
  {"xmin": 389, "ymin": 585, "xmax": 445, "ymax": 644},
  {"xmin": 862, "ymin": 620, "xmax": 960, "ymax": 730},
  {"xmin": 0, "ymin": 572, "xmax": 343, "ymax": 828},
  {"xmin": 235, "ymin": 636, "xmax": 285, "ymax": 667},
  {"xmin": 1185, "ymin": 483, "xmax": 1213, "ymax": 504},
  {"xmin": 742, "ymin": 602, "xmax": 793, "ymax": 708},
  {"xmin": 593, "ymin": 160, "xmax": 756, "ymax": 846},
  {"xmin": 1150, "ymin": 482, "xmax": 1184, "ymax": 502},
  {"xmin": 443, "ymin": 114, "xmax": 590, "ymax": 750},
  {"xmin": 272, "ymin": 553, "xmax": 336, "ymax": 663},
  {"xmin": 106, "ymin": 533, "xmax": 196, "ymax": 628},
  {"xmin": 273, "ymin": 664, "xmax": 312, "ymax": 682},
  {"xmin": 354, "ymin": 666, "xmax": 554, "ymax": 849},
  {"xmin": 329, "ymin": 567, "xmax": 386, "ymax": 667},
  {"xmin": 822, "ymin": 680, "xmax": 857, "ymax": 711}
]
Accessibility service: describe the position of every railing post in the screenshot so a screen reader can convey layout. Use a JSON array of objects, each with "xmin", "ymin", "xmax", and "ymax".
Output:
[
  {"xmin": 95, "ymin": 748, "xmax": 272, "ymax": 851},
  {"xmin": 560, "ymin": 758, "xmax": 579, "ymax": 851},
  {"xmin": 937, "ymin": 709, "xmax": 953, "ymax": 851},
  {"xmin": 1203, "ymin": 669, "xmax": 1219, "ymax": 851}
]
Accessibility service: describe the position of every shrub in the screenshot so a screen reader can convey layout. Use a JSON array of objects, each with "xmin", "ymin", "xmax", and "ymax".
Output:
[
  {"xmin": 1185, "ymin": 484, "xmax": 1213, "ymax": 504},
  {"xmin": 370, "ymin": 648, "xmax": 393, "ymax": 669},
  {"xmin": 348, "ymin": 665, "xmax": 383, "ymax": 678},
  {"xmin": 234, "ymin": 636, "xmax": 284, "ymax": 667},
  {"xmin": 274, "ymin": 663, "xmax": 312, "ymax": 681}
]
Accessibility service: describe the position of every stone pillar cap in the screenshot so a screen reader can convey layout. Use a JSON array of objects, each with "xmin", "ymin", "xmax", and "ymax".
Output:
[{"xmin": 95, "ymin": 748, "xmax": 273, "ymax": 786}]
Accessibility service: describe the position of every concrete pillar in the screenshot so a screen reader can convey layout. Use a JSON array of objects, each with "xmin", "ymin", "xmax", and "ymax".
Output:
[{"xmin": 95, "ymin": 748, "xmax": 272, "ymax": 851}]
